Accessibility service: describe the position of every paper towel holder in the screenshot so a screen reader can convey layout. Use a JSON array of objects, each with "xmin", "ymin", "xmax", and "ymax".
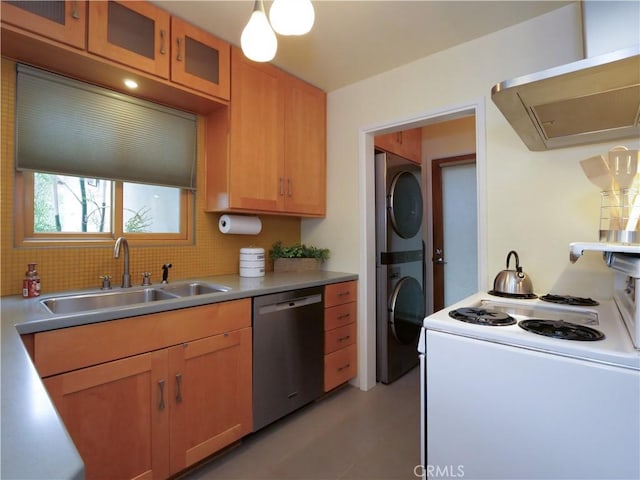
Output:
[{"xmin": 218, "ymin": 214, "xmax": 262, "ymax": 235}]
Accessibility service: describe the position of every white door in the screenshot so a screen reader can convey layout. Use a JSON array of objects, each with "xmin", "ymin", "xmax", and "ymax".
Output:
[{"xmin": 432, "ymin": 155, "xmax": 477, "ymax": 309}]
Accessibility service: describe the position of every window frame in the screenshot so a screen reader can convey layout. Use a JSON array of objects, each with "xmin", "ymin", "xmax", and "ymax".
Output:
[{"xmin": 15, "ymin": 171, "xmax": 194, "ymax": 247}]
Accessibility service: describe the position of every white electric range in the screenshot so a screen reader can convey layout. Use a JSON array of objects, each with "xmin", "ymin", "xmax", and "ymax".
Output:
[{"xmin": 418, "ymin": 243, "xmax": 640, "ymax": 480}]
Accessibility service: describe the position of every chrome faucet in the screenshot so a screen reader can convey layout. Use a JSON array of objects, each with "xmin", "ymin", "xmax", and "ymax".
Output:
[{"xmin": 114, "ymin": 237, "xmax": 131, "ymax": 288}]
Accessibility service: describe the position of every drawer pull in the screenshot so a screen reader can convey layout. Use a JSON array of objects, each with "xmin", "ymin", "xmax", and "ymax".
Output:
[
  {"xmin": 159, "ymin": 29, "xmax": 166, "ymax": 55},
  {"xmin": 71, "ymin": 1, "xmax": 80, "ymax": 19},
  {"xmin": 337, "ymin": 291, "xmax": 351, "ymax": 297},
  {"xmin": 175, "ymin": 373, "xmax": 183, "ymax": 403},
  {"xmin": 337, "ymin": 363, "xmax": 351, "ymax": 372},
  {"xmin": 176, "ymin": 37, "xmax": 183, "ymax": 61},
  {"xmin": 338, "ymin": 335, "xmax": 351, "ymax": 342},
  {"xmin": 158, "ymin": 380, "xmax": 166, "ymax": 410},
  {"xmin": 338, "ymin": 313, "xmax": 351, "ymax": 320}
]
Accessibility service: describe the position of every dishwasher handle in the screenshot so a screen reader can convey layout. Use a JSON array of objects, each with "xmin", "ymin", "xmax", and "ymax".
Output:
[{"xmin": 258, "ymin": 294, "xmax": 322, "ymax": 315}]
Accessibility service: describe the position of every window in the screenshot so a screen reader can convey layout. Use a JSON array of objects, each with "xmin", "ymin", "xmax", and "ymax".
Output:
[
  {"xmin": 13, "ymin": 64, "xmax": 196, "ymax": 247},
  {"xmin": 122, "ymin": 183, "xmax": 182, "ymax": 234},
  {"xmin": 17, "ymin": 172, "xmax": 193, "ymax": 246},
  {"xmin": 33, "ymin": 174, "xmax": 112, "ymax": 234}
]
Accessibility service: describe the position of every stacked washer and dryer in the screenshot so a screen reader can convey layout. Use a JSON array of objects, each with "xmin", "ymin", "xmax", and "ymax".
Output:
[{"xmin": 375, "ymin": 152, "xmax": 425, "ymax": 384}]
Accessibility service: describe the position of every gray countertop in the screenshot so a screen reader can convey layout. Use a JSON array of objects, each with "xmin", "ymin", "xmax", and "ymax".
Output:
[{"xmin": 0, "ymin": 271, "xmax": 357, "ymax": 480}]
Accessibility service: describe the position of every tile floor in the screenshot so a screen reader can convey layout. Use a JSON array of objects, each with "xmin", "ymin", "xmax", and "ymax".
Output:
[{"xmin": 180, "ymin": 366, "xmax": 420, "ymax": 480}]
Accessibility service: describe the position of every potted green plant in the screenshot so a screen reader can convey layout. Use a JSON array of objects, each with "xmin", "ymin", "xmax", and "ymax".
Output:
[{"xmin": 269, "ymin": 241, "xmax": 330, "ymax": 272}]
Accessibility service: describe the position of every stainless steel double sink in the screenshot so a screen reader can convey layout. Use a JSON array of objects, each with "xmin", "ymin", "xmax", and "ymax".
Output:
[{"xmin": 40, "ymin": 282, "xmax": 230, "ymax": 315}]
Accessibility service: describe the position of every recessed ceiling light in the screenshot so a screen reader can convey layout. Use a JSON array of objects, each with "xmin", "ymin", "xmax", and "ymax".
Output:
[{"xmin": 124, "ymin": 79, "xmax": 138, "ymax": 89}]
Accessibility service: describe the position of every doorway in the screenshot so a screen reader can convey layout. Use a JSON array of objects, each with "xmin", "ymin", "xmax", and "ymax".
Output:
[
  {"xmin": 360, "ymin": 101, "xmax": 486, "ymax": 391},
  {"xmin": 431, "ymin": 154, "xmax": 477, "ymax": 311}
]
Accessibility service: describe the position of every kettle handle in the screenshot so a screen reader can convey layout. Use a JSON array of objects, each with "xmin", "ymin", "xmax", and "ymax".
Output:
[{"xmin": 506, "ymin": 250, "xmax": 521, "ymax": 272}]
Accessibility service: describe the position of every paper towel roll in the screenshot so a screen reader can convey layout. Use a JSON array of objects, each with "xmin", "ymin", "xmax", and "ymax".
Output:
[{"xmin": 218, "ymin": 215, "xmax": 262, "ymax": 235}]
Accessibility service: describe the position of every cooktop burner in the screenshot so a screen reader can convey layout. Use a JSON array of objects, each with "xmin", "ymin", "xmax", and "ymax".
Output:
[
  {"xmin": 449, "ymin": 307, "xmax": 516, "ymax": 326},
  {"xmin": 519, "ymin": 319, "xmax": 605, "ymax": 341},
  {"xmin": 540, "ymin": 294, "xmax": 599, "ymax": 306},
  {"xmin": 488, "ymin": 290, "xmax": 538, "ymax": 300}
]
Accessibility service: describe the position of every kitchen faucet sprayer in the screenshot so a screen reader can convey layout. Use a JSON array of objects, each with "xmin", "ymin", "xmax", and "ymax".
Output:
[
  {"xmin": 113, "ymin": 237, "xmax": 131, "ymax": 288},
  {"xmin": 161, "ymin": 263, "xmax": 172, "ymax": 284}
]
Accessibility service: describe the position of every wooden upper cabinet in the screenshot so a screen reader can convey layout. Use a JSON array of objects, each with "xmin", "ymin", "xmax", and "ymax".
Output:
[
  {"xmin": 1, "ymin": 0, "xmax": 87, "ymax": 49},
  {"xmin": 228, "ymin": 51, "xmax": 285, "ymax": 212},
  {"xmin": 88, "ymin": 1, "xmax": 171, "ymax": 79},
  {"xmin": 170, "ymin": 16, "xmax": 230, "ymax": 100},
  {"xmin": 374, "ymin": 132, "xmax": 394, "ymax": 154},
  {"xmin": 375, "ymin": 128, "xmax": 423, "ymax": 165},
  {"xmin": 208, "ymin": 46, "xmax": 325, "ymax": 216},
  {"xmin": 283, "ymin": 75, "xmax": 326, "ymax": 216}
]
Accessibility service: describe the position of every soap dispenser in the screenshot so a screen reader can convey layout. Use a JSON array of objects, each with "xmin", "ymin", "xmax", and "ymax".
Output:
[{"xmin": 22, "ymin": 263, "xmax": 41, "ymax": 298}]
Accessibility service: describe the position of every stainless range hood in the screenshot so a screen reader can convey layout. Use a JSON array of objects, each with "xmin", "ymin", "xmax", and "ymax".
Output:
[{"xmin": 491, "ymin": 1, "xmax": 640, "ymax": 151}]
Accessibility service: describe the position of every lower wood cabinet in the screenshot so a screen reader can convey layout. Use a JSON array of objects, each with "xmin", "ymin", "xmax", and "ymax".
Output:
[
  {"xmin": 168, "ymin": 327, "xmax": 252, "ymax": 473},
  {"xmin": 37, "ymin": 299, "xmax": 252, "ymax": 480},
  {"xmin": 324, "ymin": 281, "xmax": 358, "ymax": 391},
  {"xmin": 324, "ymin": 344, "xmax": 357, "ymax": 391},
  {"xmin": 44, "ymin": 350, "xmax": 171, "ymax": 479}
]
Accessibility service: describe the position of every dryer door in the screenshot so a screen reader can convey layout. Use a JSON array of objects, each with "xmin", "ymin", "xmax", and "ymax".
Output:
[
  {"xmin": 388, "ymin": 171, "xmax": 423, "ymax": 239},
  {"xmin": 389, "ymin": 276, "xmax": 424, "ymax": 345}
]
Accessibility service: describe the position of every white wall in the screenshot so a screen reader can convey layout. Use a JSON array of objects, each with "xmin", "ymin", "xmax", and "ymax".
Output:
[{"xmin": 302, "ymin": 4, "xmax": 640, "ymax": 390}]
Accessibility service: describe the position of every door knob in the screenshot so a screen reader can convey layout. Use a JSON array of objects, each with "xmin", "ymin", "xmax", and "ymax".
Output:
[{"xmin": 433, "ymin": 248, "xmax": 447, "ymax": 265}]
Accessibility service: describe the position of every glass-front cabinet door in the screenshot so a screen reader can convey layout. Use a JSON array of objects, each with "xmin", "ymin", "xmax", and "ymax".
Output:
[
  {"xmin": 88, "ymin": 0, "xmax": 170, "ymax": 79},
  {"xmin": 1, "ymin": 0, "xmax": 86, "ymax": 49},
  {"xmin": 170, "ymin": 17, "xmax": 230, "ymax": 100}
]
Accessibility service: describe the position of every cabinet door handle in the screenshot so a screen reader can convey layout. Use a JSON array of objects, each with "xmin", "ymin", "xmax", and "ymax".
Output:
[
  {"xmin": 279, "ymin": 177, "xmax": 284, "ymax": 196},
  {"xmin": 71, "ymin": 1, "xmax": 80, "ymax": 19},
  {"xmin": 287, "ymin": 178, "xmax": 292, "ymax": 197},
  {"xmin": 176, "ymin": 37, "xmax": 183, "ymax": 61},
  {"xmin": 158, "ymin": 380, "xmax": 166, "ymax": 410},
  {"xmin": 159, "ymin": 29, "xmax": 167, "ymax": 55},
  {"xmin": 175, "ymin": 373, "xmax": 183, "ymax": 403}
]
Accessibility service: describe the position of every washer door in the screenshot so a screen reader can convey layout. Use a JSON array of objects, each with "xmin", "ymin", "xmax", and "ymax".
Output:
[
  {"xmin": 389, "ymin": 276, "xmax": 424, "ymax": 345},
  {"xmin": 389, "ymin": 171, "xmax": 423, "ymax": 239}
]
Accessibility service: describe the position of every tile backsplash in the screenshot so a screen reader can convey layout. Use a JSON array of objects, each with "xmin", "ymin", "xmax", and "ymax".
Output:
[{"xmin": 1, "ymin": 58, "xmax": 300, "ymax": 297}]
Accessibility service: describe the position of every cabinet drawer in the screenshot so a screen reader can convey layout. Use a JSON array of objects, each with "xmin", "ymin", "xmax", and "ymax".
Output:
[
  {"xmin": 324, "ymin": 344, "xmax": 356, "ymax": 392},
  {"xmin": 324, "ymin": 323, "xmax": 356, "ymax": 354},
  {"xmin": 324, "ymin": 281, "xmax": 357, "ymax": 308},
  {"xmin": 34, "ymin": 298, "xmax": 251, "ymax": 377},
  {"xmin": 324, "ymin": 302, "xmax": 357, "ymax": 331}
]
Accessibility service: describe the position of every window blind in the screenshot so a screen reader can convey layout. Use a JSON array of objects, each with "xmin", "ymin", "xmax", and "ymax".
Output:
[{"xmin": 15, "ymin": 64, "xmax": 197, "ymax": 190}]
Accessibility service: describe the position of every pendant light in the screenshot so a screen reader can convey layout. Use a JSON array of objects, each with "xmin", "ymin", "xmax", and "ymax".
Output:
[
  {"xmin": 269, "ymin": 0, "xmax": 315, "ymax": 36},
  {"xmin": 241, "ymin": 0, "xmax": 277, "ymax": 62}
]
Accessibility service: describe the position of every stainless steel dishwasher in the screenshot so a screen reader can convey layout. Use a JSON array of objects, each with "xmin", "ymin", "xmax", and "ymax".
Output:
[{"xmin": 252, "ymin": 286, "xmax": 324, "ymax": 431}]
